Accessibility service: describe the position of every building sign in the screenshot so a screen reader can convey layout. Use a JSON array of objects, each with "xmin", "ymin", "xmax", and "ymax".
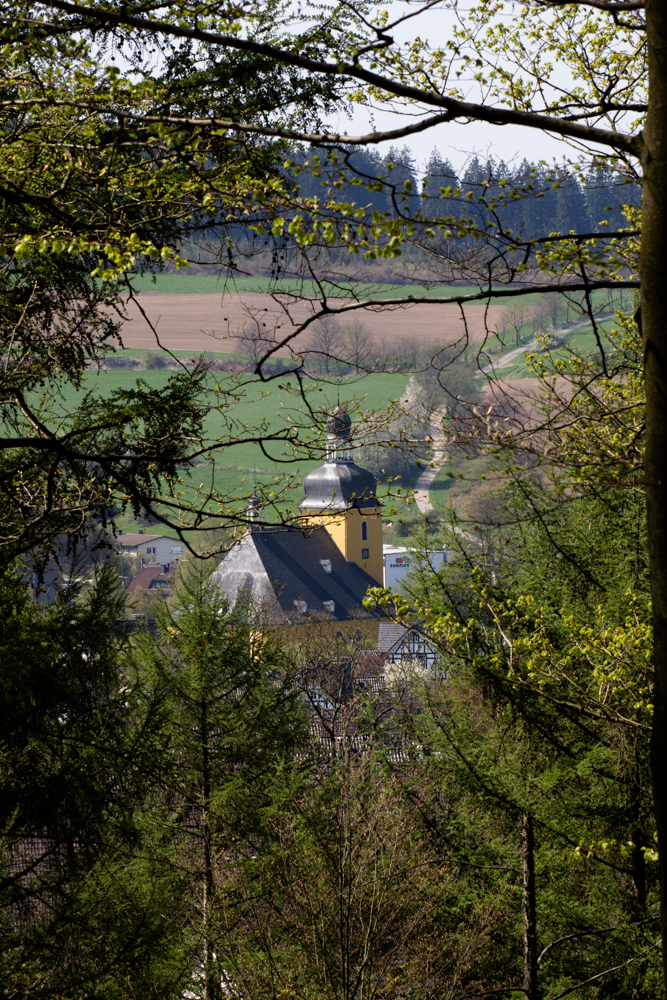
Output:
[{"xmin": 383, "ymin": 546, "xmax": 446, "ymax": 590}]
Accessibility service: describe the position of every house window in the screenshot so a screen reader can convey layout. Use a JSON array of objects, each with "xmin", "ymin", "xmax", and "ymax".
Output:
[
  {"xmin": 293, "ymin": 599, "xmax": 308, "ymax": 614},
  {"xmin": 146, "ymin": 546, "xmax": 157, "ymax": 555},
  {"xmin": 361, "ymin": 520, "xmax": 369, "ymax": 541},
  {"xmin": 170, "ymin": 545, "xmax": 183, "ymax": 555},
  {"xmin": 362, "ymin": 548, "xmax": 369, "ymax": 560},
  {"xmin": 323, "ymin": 600, "xmax": 335, "ymax": 614}
]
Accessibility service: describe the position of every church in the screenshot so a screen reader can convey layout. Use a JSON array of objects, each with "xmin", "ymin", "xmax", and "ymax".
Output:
[{"xmin": 211, "ymin": 405, "xmax": 385, "ymax": 642}]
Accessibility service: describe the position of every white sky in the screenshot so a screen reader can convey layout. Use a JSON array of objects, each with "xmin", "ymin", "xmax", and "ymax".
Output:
[
  {"xmin": 318, "ymin": 2, "xmax": 598, "ymax": 174},
  {"xmin": 330, "ymin": 102, "xmax": 572, "ymax": 175}
]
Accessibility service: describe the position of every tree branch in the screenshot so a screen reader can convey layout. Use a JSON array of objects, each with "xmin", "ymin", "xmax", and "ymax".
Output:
[
  {"xmin": 534, "ymin": 0, "xmax": 643, "ymax": 9},
  {"xmin": 41, "ymin": 0, "xmax": 643, "ymax": 156},
  {"xmin": 0, "ymin": 99, "xmax": 456, "ymax": 147},
  {"xmin": 252, "ymin": 279, "xmax": 639, "ymax": 373},
  {"xmin": 537, "ymin": 917, "xmax": 657, "ymax": 965},
  {"xmin": 547, "ymin": 943, "xmax": 659, "ymax": 1000}
]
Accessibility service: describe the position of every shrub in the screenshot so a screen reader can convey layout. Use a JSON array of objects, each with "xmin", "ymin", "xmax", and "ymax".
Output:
[{"xmin": 144, "ymin": 352, "xmax": 168, "ymax": 369}]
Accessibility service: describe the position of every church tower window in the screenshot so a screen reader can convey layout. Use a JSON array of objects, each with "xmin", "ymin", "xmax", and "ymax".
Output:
[{"xmin": 361, "ymin": 519, "xmax": 369, "ymax": 541}]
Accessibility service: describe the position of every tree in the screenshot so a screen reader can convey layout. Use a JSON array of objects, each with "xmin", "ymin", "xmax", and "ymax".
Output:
[
  {"xmin": 307, "ymin": 315, "xmax": 343, "ymax": 374},
  {"xmin": 130, "ymin": 569, "xmax": 305, "ymax": 1000},
  {"xmin": 420, "ymin": 149, "xmax": 460, "ymax": 223},
  {"xmin": 368, "ymin": 313, "xmax": 661, "ymax": 997},
  {"xmin": 0, "ymin": 562, "xmax": 174, "ymax": 999},
  {"xmin": 342, "ymin": 320, "xmax": 376, "ymax": 373},
  {"xmin": 0, "ymin": 4, "xmax": 351, "ymax": 563},
  {"xmin": 501, "ymin": 299, "xmax": 528, "ymax": 347},
  {"xmin": 238, "ymin": 304, "xmax": 280, "ymax": 370},
  {"xmin": 235, "ymin": 753, "xmax": 506, "ymax": 1000},
  {"xmin": 225, "ymin": 646, "xmax": 516, "ymax": 1000},
  {"xmin": 412, "ymin": 344, "xmax": 479, "ymax": 416}
]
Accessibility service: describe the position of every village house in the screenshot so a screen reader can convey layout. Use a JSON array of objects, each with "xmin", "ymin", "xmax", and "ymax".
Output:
[
  {"xmin": 126, "ymin": 562, "xmax": 179, "ymax": 596},
  {"xmin": 113, "ymin": 531, "xmax": 184, "ymax": 564}
]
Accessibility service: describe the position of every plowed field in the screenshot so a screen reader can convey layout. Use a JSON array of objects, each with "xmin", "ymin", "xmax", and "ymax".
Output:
[{"xmin": 117, "ymin": 292, "xmax": 505, "ymax": 355}]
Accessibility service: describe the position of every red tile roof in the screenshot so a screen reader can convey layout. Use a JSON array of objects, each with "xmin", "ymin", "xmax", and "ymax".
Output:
[
  {"xmin": 126, "ymin": 564, "xmax": 178, "ymax": 594},
  {"xmin": 115, "ymin": 533, "xmax": 167, "ymax": 548}
]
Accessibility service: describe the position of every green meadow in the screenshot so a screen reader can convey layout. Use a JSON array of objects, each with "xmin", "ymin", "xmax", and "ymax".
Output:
[
  {"xmin": 488, "ymin": 317, "xmax": 621, "ymax": 380},
  {"xmin": 49, "ymin": 275, "xmax": 630, "ymax": 535},
  {"xmin": 48, "ymin": 363, "xmax": 411, "ymax": 535},
  {"xmin": 127, "ymin": 271, "xmax": 500, "ymax": 301}
]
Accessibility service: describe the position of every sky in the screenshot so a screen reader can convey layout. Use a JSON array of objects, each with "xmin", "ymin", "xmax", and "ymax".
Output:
[
  {"xmin": 328, "ymin": 101, "xmax": 571, "ymax": 175},
  {"xmin": 315, "ymin": 1, "xmax": 602, "ymax": 175}
]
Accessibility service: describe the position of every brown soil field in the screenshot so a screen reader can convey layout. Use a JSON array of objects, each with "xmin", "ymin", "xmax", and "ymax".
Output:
[{"xmin": 117, "ymin": 292, "xmax": 505, "ymax": 355}]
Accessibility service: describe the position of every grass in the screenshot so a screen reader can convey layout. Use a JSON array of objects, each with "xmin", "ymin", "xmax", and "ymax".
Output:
[
  {"xmin": 486, "ymin": 311, "xmax": 622, "ymax": 380},
  {"xmin": 125, "ymin": 271, "xmax": 507, "ymax": 301},
  {"xmin": 45, "ymin": 364, "xmax": 410, "ymax": 534}
]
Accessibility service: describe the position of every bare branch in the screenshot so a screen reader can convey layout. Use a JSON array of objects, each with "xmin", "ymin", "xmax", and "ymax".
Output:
[
  {"xmin": 251, "ymin": 280, "xmax": 639, "ymax": 377},
  {"xmin": 533, "ymin": 0, "xmax": 644, "ymax": 9},
  {"xmin": 537, "ymin": 917, "xmax": 657, "ymax": 966},
  {"xmin": 547, "ymin": 944, "xmax": 659, "ymax": 1000}
]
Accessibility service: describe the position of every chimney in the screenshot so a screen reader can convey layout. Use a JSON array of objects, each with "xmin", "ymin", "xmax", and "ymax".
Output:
[{"xmin": 162, "ymin": 562, "xmax": 170, "ymax": 574}]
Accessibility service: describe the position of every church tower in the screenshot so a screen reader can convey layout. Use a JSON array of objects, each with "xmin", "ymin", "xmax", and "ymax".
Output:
[{"xmin": 299, "ymin": 405, "xmax": 383, "ymax": 585}]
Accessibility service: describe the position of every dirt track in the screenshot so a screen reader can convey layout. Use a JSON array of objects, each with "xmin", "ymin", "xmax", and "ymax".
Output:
[{"xmin": 117, "ymin": 292, "xmax": 505, "ymax": 355}]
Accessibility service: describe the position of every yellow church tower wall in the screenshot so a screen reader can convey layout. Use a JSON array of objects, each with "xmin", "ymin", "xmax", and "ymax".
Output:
[{"xmin": 300, "ymin": 506, "xmax": 383, "ymax": 585}]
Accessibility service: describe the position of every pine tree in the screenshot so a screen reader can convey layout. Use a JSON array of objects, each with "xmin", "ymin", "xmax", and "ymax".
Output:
[
  {"xmin": 129, "ymin": 568, "xmax": 305, "ymax": 1000},
  {"xmin": 0, "ymin": 563, "xmax": 172, "ymax": 999},
  {"xmin": 420, "ymin": 148, "xmax": 461, "ymax": 225},
  {"xmin": 381, "ymin": 314, "xmax": 661, "ymax": 998}
]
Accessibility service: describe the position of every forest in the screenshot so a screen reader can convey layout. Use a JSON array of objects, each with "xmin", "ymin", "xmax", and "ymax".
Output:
[
  {"xmin": 293, "ymin": 146, "xmax": 640, "ymax": 241},
  {"xmin": 0, "ymin": 1, "xmax": 660, "ymax": 999}
]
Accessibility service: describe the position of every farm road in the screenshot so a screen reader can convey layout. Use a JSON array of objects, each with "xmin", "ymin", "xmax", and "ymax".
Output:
[
  {"xmin": 414, "ymin": 406, "xmax": 449, "ymax": 513},
  {"xmin": 118, "ymin": 292, "xmax": 505, "ymax": 354}
]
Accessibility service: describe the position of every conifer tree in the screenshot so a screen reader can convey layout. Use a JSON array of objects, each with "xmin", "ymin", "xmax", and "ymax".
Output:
[
  {"xmin": 374, "ymin": 313, "xmax": 661, "ymax": 997},
  {"xmin": 0, "ymin": 563, "xmax": 172, "ymax": 999},
  {"xmin": 129, "ymin": 569, "xmax": 305, "ymax": 1000}
]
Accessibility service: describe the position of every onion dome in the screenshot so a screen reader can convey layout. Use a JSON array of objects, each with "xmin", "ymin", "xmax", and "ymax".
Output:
[
  {"xmin": 301, "ymin": 403, "xmax": 379, "ymax": 511},
  {"xmin": 300, "ymin": 461, "xmax": 378, "ymax": 512}
]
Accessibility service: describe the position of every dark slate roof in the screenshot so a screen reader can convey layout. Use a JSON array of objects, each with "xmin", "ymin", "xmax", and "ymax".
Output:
[
  {"xmin": 299, "ymin": 461, "xmax": 379, "ymax": 512},
  {"xmin": 211, "ymin": 525, "xmax": 381, "ymax": 623}
]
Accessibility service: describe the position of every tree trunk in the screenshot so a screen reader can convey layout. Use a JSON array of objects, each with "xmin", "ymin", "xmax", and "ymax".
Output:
[
  {"xmin": 631, "ymin": 757, "xmax": 647, "ymax": 917},
  {"xmin": 643, "ymin": 1, "xmax": 667, "ymax": 988},
  {"xmin": 522, "ymin": 813, "xmax": 538, "ymax": 1000},
  {"xmin": 201, "ymin": 703, "xmax": 218, "ymax": 1000}
]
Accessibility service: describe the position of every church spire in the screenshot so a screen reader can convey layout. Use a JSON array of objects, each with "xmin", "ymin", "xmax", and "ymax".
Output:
[
  {"xmin": 247, "ymin": 487, "xmax": 263, "ymax": 527},
  {"xmin": 326, "ymin": 403, "xmax": 353, "ymax": 463}
]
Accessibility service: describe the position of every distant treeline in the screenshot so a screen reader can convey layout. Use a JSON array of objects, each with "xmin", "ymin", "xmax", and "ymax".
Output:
[{"xmin": 290, "ymin": 145, "xmax": 640, "ymax": 239}]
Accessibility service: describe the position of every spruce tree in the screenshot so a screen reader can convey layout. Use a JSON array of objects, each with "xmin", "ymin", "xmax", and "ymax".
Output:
[
  {"xmin": 0, "ymin": 563, "xmax": 172, "ymax": 1000},
  {"xmin": 129, "ymin": 568, "xmax": 305, "ymax": 1000}
]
